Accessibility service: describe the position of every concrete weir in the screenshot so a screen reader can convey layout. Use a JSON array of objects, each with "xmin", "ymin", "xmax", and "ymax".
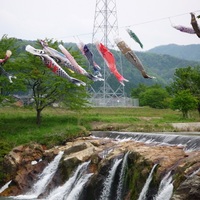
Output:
[{"xmin": 91, "ymin": 131, "xmax": 200, "ymax": 151}]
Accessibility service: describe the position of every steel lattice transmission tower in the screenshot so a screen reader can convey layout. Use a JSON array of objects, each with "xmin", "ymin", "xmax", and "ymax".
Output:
[{"xmin": 90, "ymin": 0, "xmax": 127, "ymax": 106}]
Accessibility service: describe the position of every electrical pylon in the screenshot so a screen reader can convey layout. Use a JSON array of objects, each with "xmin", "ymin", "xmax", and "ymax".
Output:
[{"xmin": 90, "ymin": 0, "xmax": 126, "ymax": 107}]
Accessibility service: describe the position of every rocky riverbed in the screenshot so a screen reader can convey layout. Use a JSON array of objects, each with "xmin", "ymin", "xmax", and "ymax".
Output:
[{"xmin": 1, "ymin": 132, "xmax": 200, "ymax": 199}]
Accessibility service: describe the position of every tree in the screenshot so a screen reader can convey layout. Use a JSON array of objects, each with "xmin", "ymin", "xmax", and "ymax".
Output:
[
  {"xmin": 1, "ymin": 37, "xmax": 90, "ymax": 125},
  {"xmin": 20, "ymin": 40, "xmax": 90, "ymax": 125},
  {"xmin": 170, "ymin": 90, "xmax": 198, "ymax": 118},
  {"xmin": 131, "ymin": 84, "xmax": 170, "ymax": 108},
  {"xmin": 139, "ymin": 87, "xmax": 170, "ymax": 109},
  {"xmin": 131, "ymin": 83, "xmax": 148, "ymax": 98},
  {"xmin": 167, "ymin": 66, "xmax": 200, "ymax": 115},
  {"xmin": 0, "ymin": 35, "xmax": 19, "ymax": 103}
]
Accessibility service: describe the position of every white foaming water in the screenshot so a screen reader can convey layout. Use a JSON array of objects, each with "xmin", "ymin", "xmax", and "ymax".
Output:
[
  {"xmin": 116, "ymin": 152, "xmax": 129, "ymax": 200},
  {"xmin": 189, "ymin": 168, "xmax": 200, "ymax": 177},
  {"xmin": 153, "ymin": 171, "xmax": 173, "ymax": 200},
  {"xmin": 154, "ymin": 184, "xmax": 173, "ymax": 200},
  {"xmin": 138, "ymin": 164, "xmax": 158, "ymax": 200},
  {"xmin": 46, "ymin": 161, "xmax": 90, "ymax": 200},
  {"xmin": 92, "ymin": 131, "xmax": 200, "ymax": 152},
  {"xmin": 13, "ymin": 151, "xmax": 64, "ymax": 199},
  {"xmin": 0, "ymin": 180, "xmax": 12, "ymax": 194},
  {"xmin": 66, "ymin": 173, "xmax": 93, "ymax": 200},
  {"xmin": 99, "ymin": 158, "xmax": 122, "ymax": 200}
]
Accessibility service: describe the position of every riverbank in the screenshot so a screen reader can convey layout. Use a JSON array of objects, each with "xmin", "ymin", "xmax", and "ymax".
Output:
[
  {"xmin": 0, "ymin": 106, "xmax": 199, "ymax": 185},
  {"xmin": 0, "ymin": 106, "xmax": 199, "ymax": 152}
]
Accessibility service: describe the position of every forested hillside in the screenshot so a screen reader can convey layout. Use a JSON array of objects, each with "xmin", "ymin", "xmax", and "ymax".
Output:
[
  {"xmin": 148, "ymin": 44, "xmax": 200, "ymax": 62},
  {"xmin": 67, "ymin": 43, "xmax": 200, "ymax": 95},
  {"xmin": 16, "ymin": 40, "xmax": 200, "ymax": 96}
]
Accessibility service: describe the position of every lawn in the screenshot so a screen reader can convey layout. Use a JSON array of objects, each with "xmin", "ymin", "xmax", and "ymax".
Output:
[{"xmin": 0, "ymin": 106, "xmax": 199, "ymax": 149}]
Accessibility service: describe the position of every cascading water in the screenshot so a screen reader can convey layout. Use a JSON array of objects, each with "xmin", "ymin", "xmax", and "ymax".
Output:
[
  {"xmin": 153, "ymin": 171, "xmax": 173, "ymax": 200},
  {"xmin": 65, "ymin": 173, "xmax": 93, "ymax": 200},
  {"xmin": 189, "ymin": 168, "xmax": 200, "ymax": 177},
  {"xmin": 99, "ymin": 158, "xmax": 122, "ymax": 200},
  {"xmin": 116, "ymin": 152, "xmax": 129, "ymax": 200},
  {"xmin": 12, "ymin": 151, "xmax": 64, "ymax": 199},
  {"xmin": 46, "ymin": 161, "xmax": 91, "ymax": 200},
  {"xmin": 138, "ymin": 164, "xmax": 158, "ymax": 200},
  {"xmin": 0, "ymin": 181, "xmax": 12, "ymax": 194}
]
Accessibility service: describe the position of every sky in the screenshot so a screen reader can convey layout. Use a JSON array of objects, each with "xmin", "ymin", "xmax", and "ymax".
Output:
[{"xmin": 0, "ymin": 0, "xmax": 199, "ymax": 51}]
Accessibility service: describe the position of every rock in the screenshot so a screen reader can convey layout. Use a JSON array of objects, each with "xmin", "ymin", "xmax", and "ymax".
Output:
[
  {"xmin": 3, "ymin": 144, "xmax": 45, "ymax": 179},
  {"xmin": 1, "ymin": 136, "xmax": 200, "ymax": 199},
  {"xmin": 1, "ymin": 144, "xmax": 49, "ymax": 196},
  {"xmin": 172, "ymin": 175, "xmax": 200, "ymax": 200}
]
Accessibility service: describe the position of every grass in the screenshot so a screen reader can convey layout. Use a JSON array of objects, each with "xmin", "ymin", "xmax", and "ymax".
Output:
[{"xmin": 0, "ymin": 105, "xmax": 199, "ymax": 152}]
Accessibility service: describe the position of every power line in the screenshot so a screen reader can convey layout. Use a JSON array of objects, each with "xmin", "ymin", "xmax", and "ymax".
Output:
[
  {"xmin": 122, "ymin": 10, "xmax": 200, "ymax": 29},
  {"xmin": 57, "ymin": 9, "xmax": 200, "ymax": 41}
]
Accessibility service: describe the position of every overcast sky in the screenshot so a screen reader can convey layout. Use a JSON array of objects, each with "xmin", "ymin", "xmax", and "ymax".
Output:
[{"xmin": 0, "ymin": 0, "xmax": 199, "ymax": 51}]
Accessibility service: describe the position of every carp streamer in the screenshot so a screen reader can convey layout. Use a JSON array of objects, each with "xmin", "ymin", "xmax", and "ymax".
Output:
[
  {"xmin": 0, "ymin": 50, "xmax": 16, "ymax": 83},
  {"xmin": 77, "ymin": 42, "xmax": 102, "ymax": 77},
  {"xmin": 40, "ymin": 40, "xmax": 103, "ymax": 82},
  {"xmin": 190, "ymin": 12, "xmax": 200, "ymax": 38},
  {"xmin": 115, "ymin": 38, "xmax": 155, "ymax": 79},
  {"xmin": 58, "ymin": 44, "xmax": 104, "ymax": 82},
  {"xmin": 25, "ymin": 45, "xmax": 86, "ymax": 87},
  {"xmin": 126, "ymin": 29, "xmax": 143, "ymax": 49},
  {"xmin": 95, "ymin": 41, "xmax": 128, "ymax": 86},
  {"xmin": 172, "ymin": 12, "xmax": 200, "ymax": 38}
]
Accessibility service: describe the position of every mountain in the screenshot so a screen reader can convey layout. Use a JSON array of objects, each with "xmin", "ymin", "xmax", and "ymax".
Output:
[
  {"xmin": 73, "ymin": 43, "xmax": 200, "ymax": 95},
  {"xmin": 148, "ymin": 44, "xmax": 200, "ymax": 62},
  {"xmin": 115, "ymin": 50, "xmax": 200, "ymax": 94},
  {"xmin": 16, "ymin": 40, "xmax": 200, "ymax": 96}
]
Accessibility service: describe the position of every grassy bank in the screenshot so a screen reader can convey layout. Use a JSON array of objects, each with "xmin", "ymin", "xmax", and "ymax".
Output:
[{"xmin": 0, "ymin": 106, "xmax": 199, "ymax": 149}]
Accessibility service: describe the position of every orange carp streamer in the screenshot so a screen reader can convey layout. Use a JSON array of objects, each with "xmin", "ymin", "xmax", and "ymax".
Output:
[{"xmin": 95, "ymin": 42, "xmax": 128, "ymax": 86}]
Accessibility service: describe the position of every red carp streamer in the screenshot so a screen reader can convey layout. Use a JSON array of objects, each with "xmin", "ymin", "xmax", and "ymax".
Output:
[{"xmin": 95, "ymin": 42, "xmax": 128, "ymax": 86}]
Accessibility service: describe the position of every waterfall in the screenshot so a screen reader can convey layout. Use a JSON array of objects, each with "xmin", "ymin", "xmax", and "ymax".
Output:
[
  {"xmin": 138, "ymin": 164, "xmax": 158, "ymax": 200},
  {"xmin": 13, "ymin": 151, "xmax": 64, "ymax": 199},
  {"xmin": 46, "ymin": 161, "xmax": 91, "ymax": 200},
  {"xmin": 99, "ymin": 158, "xmax": 122, "ymax": 200},
  {"xmin": 0, "ymin": 181, "xmax": 12, "ymax": 194},
  {"xmin": 153, "ymin": 171, "xmax": 173, "ymax": 200},
  {"xmin": 189, "ymin": 168, "xmax": 200, "ymax": 177},
  {"xmin": 116, "ymin": 152, "xmax": 129, "ymax": 200},
  {"xmin": 66, "ymin": 173, "xmax": 93, "ymax": 200}
]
